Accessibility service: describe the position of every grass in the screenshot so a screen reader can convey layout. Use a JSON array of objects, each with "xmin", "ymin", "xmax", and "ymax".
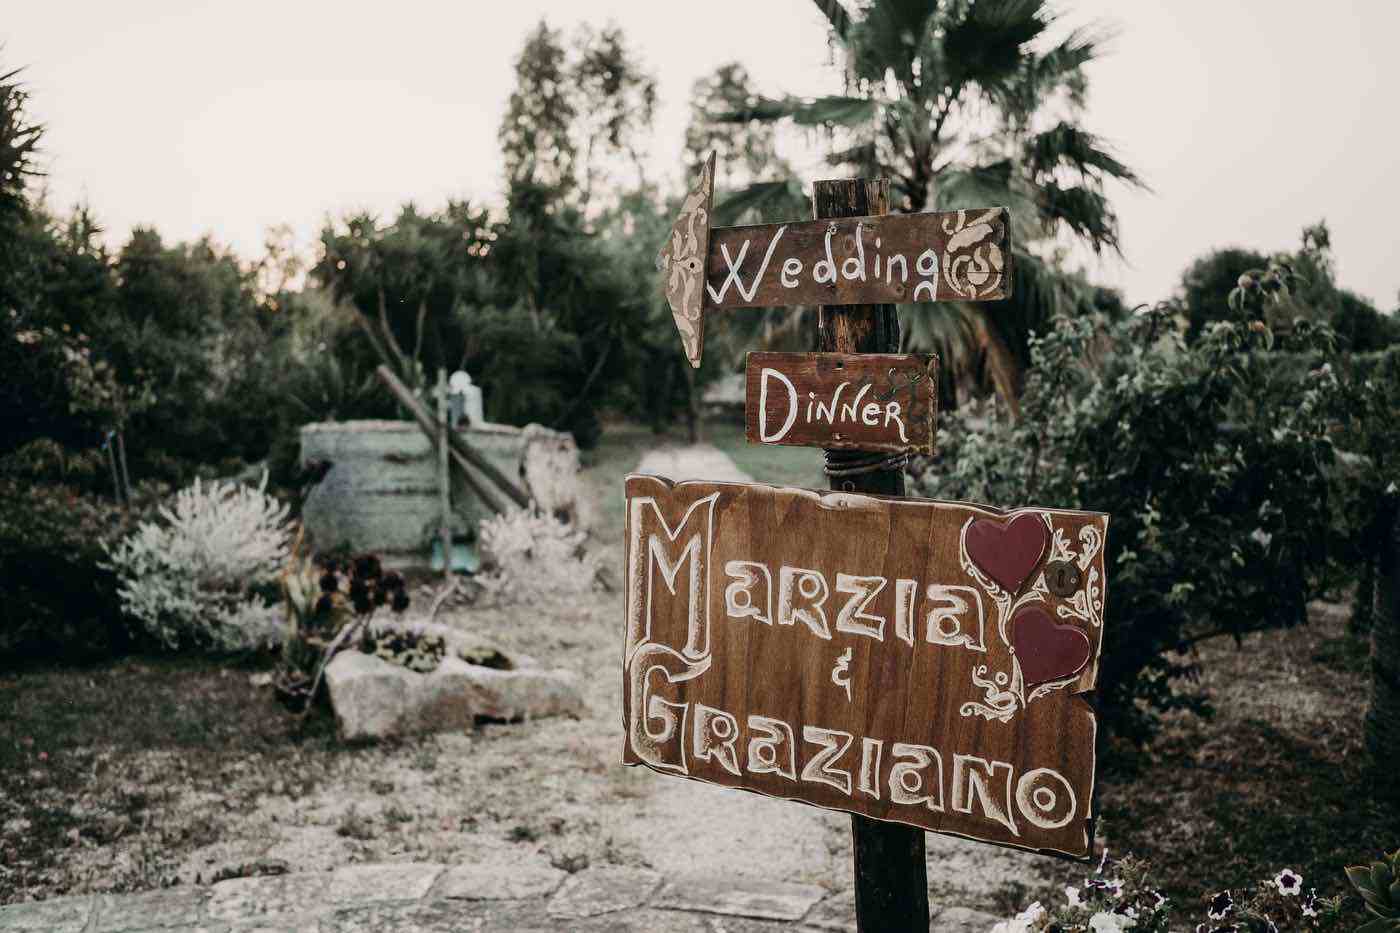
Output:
[
  {"xmin": 705, "ymin": 418, "xmax": 824, "ymax": 488},
  {"xmin": 0, "ymin": 656, "xmax": 353, "ymax": 901}
]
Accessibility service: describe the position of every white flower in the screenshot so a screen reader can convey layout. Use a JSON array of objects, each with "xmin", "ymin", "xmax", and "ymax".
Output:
[
  {"xmin": 1273, "ymin": 868, "xmax": 1302, "ymax": 895},
  {"xmin": 989, "ymin": 901, "xmax": 1045, "ymax": 933},
  {"xmin": 1015, "ymin": 901, "xmax": 1045, "ymax": 925},
  {"xmin": 1088, "ymin": 910, "xmax": 1133, "ymax": 932},
  {"xmin": 1066, "ymin": 886, "xmax": 1085, "ymax": 909}
]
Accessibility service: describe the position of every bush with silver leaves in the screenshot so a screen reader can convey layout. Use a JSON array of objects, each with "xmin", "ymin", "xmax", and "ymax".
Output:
[{"xmin": 102, "ymin": 471, "xmax": 292, "ymax": 652}]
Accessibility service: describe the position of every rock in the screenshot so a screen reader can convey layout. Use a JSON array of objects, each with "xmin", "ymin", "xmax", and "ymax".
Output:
[
  {"xmin": 431, "ymin": 656, "xmax": 583, "ymax": 723},
  {"xmin": 325, "ymin": 649, "xmax": 584, "ymax": 741},
  {"xmin": 519, "ymin": 424, "xmax": 589, "ymax": 527},
  {"xmin": 325, "ymin": 652, "xmax": 422, "ymax": 741}
]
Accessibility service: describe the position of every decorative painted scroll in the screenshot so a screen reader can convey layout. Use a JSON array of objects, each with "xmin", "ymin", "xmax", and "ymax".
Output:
[
  {"xmin": 621, "ymin": 474, "xmax": 1109, "ymax": 858},
  {"xmin": 655, "ymin": 154, "xmax": 1012, "ymax": 368},
  {"xmin": 744, "ymin": 351, "xmax": 938, "ymax": 454}
]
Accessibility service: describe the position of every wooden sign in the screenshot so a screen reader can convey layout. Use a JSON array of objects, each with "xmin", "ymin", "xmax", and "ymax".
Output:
[
  {"xmin": 621, "ymin": 474, "xmax": 1109, "ymax": 858},
  {"xmin": 656, "ymin": 153, "xmax": 1012, "ymax": 367},
  {"xmin": 745, "ymin": 352, "xmax": 937, "ymax": 454}
]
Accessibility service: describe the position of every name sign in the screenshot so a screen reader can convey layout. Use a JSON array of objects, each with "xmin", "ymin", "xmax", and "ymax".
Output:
[
  {"xmin": 745, "ymin": 352, "xmax": 937, "ymax": 454},
  {"xmin": 622, "ymin": 475, "xmax": 1109, "ymax": 858}
]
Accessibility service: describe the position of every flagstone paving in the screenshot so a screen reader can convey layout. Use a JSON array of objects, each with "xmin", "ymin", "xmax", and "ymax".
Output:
[{"xmin": 0, "ymin": 861, "xmax": 1001, "ymax": 931}]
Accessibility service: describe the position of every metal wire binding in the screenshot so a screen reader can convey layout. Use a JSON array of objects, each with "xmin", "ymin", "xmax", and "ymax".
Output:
[{"xmin": 823, "ymin": 449, "xmax": 909, "ymax": 477}]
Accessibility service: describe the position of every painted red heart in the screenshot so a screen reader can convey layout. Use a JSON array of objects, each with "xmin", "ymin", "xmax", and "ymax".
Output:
[
  {"xmin": 1011, "ymin": 607, "xmax": 1091, "ymax": 687},
  {"xmin": 965, "ymin": 513, "xmax": 1049, "ymax": 594}
]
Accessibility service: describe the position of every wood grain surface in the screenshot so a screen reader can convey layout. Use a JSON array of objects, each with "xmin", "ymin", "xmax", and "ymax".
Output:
[
  {"xmin": 702, "ymin": 208, "xmax": 1011, "ymax": 310},
  {"xmin": 744, "ymin": 351, "xmax": 937, "ymax": 454},
  {"xmin": 621, "ymin": 475, "xmax": 1109, "ymax": 858}
]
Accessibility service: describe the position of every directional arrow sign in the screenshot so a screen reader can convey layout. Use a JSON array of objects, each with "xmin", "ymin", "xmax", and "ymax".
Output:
[{"xmin": 656, "ymin": 153, "xmax": 1013, "ymax": 367}]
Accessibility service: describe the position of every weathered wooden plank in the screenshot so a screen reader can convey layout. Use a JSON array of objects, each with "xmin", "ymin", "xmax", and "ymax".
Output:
[
  {"xmin": 620, "ymin": 475, "xmax": 1109, "ymax": 858},
  {"xmin": 744, "ymin": 352, "xmax": 937, "ymax": 455},
  {"xmin": 811, "ymin": 176, "xmax": 926, "ymax": 931},
  {"xmin": 703, "ymin": 209, "xmax": 1011, "ymax": 311}
]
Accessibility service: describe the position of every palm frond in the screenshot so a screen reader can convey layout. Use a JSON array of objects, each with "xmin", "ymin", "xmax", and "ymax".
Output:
[
  {"xmin": 714, "ymin": 94, "xmax": 876, "ymax": 130},
  {"xmin": 1026, "ymin": 122, "xmax": 1145, "ymax": 188},
  {"xmin": 1037, "ymin": 181, "xmax": 1122, "ymax": 255},
  {"xmin": 810, "ymin": 0, "xmax": 852, "ymax": 41},
  {"xmin": 848, "ymin": 0, "xmax": 941, "ymax": 82},
  {"xmin": 935, "ymin": 160, "xmax": 1019, "ymax": 210},
  {"xmin": 709, "ymin": 96, "xmax": 801, "ymax": 124},
  {"xmin": 824, "ymin": 141, "xmax": 879, "ymax": 169},
  {"xmin": 942, "ymin": 0, "xmax": 1047, "ymax": 95},
  {"xmin": 712, "ymin": 180, "xmax": 806, "ymax": 226}
]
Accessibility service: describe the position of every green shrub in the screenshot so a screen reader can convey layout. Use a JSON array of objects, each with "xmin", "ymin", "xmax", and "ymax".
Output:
[
  {"xmin": 912, "ymin": 306, "xmax": 1345, "ymax": 744},
  {"xmin": 0, "ymin": 478, "xmax": 155, "ymax": 664}
]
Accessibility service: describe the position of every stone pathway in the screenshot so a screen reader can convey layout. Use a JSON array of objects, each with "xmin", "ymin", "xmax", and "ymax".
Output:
[
  {"xmin": 634, "ymin": 444, "xmax": 756, "ymax": 485},
  {"xmin": 0, "ymin": 861, "xmax": 1000, "ymax": 931}
]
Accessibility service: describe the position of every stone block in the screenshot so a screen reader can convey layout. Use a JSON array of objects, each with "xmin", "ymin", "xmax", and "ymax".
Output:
[
  {"xmin": 93, "ymin": 888, "xmax": 208, "ymax": 931},
  {"xmin": 205, "ymin": 873, "xmax": 331, "ymax": 927},
  {"xmin": 0, "ymin": 895, "xmax": 97, "ymax": 933},
  {"xmin": 801, "ymin": 889, "xmax": 855, "ymax": 931},
  {"xmin": 652, "ymin": 877, "xmax": 827, "ymax": 922},
  {"xmin": 546, "ymin": 867, "xmax": 661, "ymax": 920},
  {"xmin": 430, "ymin": 860, "xmax": 566, "ymax": 901},
  {"xmin": 326, "ymin": 864, "xmax": 445, "ymax": 904}
]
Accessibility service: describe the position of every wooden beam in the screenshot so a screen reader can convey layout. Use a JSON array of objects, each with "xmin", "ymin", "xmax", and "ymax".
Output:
[
  {"xmin": 814, "ymin": 177, "xmax": 929, "ymax": 933},
  {"xmin": 374, "ymin": 364, "xmax": 531, "ymax": 511}
]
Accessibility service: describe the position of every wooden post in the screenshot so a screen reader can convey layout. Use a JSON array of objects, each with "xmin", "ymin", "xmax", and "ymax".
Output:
[
  {"xmin": 813, "ymin": 177, "xmax": 930, "ymax": 931},
  {"xmin": 436, "ymin": 368, "xmax": 452, "ymax": 580},
  {"xmin": 373, "ymin": 364, "xmax": 530, "ymax": 511},
  {"xmin": 116, "ymin": 431, "xmax": 132, "ymax": 505},
  {"xmin": 105, "ymin": 433, "xmax": 125, "ymax": 509}
]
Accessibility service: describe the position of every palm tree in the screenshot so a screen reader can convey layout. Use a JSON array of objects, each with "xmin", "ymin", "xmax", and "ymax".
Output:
[{"xmin": 708, "ymin": 0, "xmax": 1145, "ymax": 413}]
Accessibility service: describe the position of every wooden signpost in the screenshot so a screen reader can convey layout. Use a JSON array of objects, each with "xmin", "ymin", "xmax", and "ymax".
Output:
[
  {"xmin": 635, "ymin": 157, "xmax": 1107, "ymax": 932},
  {"xmin": 656, "ymin": 153, "xmax": 1012, "ymax": 368},
  {"xmin": 745, "ymin": 351, "xmax": 937, "ymax": 455},
  {"xmin": 622, "ymin": 475, "xmax": 1108, "ymax": 855}
]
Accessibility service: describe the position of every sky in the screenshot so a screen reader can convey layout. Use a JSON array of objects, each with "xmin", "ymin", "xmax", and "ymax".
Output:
[{"xmin": 6, "ymin": 0, "xmax": 1399, "ymax": 310}]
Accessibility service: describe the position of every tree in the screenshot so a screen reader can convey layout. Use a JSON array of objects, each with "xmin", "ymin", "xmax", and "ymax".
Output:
[
  {"xmin": 500, "ymin": 20, "xmax": 657, "ymax": 217},
  {"xmin": 573, "ymin": 24, "xmax": 657, "ymax": 211},
  {"xmin": 684, "ymin": 63, "xmax": 792, "ymax": 192},
  {"xmin": 706, "ymin": 0, "xmax": 1146, "ymax": 410}
]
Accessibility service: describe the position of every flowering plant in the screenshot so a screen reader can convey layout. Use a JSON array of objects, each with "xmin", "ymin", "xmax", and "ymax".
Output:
[
  {"xmin": 477, "ymin": 506, "xmax": 602, "ymax": 606},
  {"xmin": 275, "ymin": 545, "xmax": 409, "ymax": 712},
  {"xmin": 989, "ymin": 853, "xmax": 1169, "ymax": 933},
  {"xmin": 986, "ymin": 854, "xmax": 1343, "ymax": 933}
]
